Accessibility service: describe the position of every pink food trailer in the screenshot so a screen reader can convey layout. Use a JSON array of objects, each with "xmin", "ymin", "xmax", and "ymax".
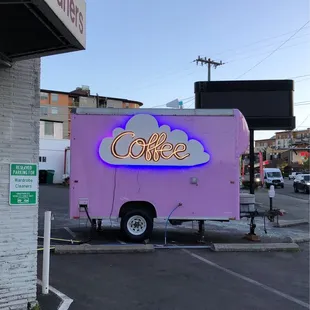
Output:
[{"xmin": 70, "ymin": 108, "xmax": 249, "ymax": 242}]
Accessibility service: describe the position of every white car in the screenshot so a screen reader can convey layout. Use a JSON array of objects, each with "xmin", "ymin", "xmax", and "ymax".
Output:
[{"xmin": 289, "ymin": 172, "xmax": 302, "ymax": 180}]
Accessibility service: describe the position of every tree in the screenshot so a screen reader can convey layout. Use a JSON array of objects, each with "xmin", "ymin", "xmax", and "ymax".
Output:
[{"xmin": 303, "ymin": 158, "xmax": 309, "ymax": 171}]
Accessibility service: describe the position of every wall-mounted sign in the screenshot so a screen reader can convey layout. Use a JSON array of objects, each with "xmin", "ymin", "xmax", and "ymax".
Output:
[
  {"xmin": 45, "ymin": 0, "xmax": 86, "ymax": 48},
  {"xmin": 9, "ymin": 164, "xmax": 38, "ymax": 206},
  {"xmin": 99, "ymin": 114, "xmax": 211, "ymax": 167}
]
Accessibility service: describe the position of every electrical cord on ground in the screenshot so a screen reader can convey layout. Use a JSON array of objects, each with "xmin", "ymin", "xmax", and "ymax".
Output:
[
  {"xmin": 164, "ymin": 203, "xmax": 182, "ymax": 246},
  {"xmin": 109, "ymin": 167, "xmax": 118, "ymax": 227},
  {"xmin": 77, "ymin": 205, "xmax": 96, "ymax": 245}
]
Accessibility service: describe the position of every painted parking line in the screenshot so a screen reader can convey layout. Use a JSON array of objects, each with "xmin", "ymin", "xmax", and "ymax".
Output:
[
  {"xmin": 64, "ymin": 227, "xmax": 77, "ymax": 238},
  {"xmin": 37, "ymin": 279, "xmax": 73, "ymax": 310},
  {"xmin": 183, "ymin": 250, "xmax": 310, "ymax": 309},
  {"xmin": 116, "ymin": 239, "xmax": 127, "ymax": 245}
]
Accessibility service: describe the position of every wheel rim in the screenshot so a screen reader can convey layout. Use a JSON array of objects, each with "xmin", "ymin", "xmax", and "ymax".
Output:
[{"xmin": 127, "ymin": 215, "xmax": 147, "ymax": 236}]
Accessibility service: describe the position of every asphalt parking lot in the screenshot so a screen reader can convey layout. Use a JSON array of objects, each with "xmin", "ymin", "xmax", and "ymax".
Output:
[
  {"xmin": 38, "ymin": 184, "xmax": 309, "ymax": 248},
  {"xmin": 38, "ymin": 244, "xmax": 309, "ymax": 310},
  {"xmin": 38, "ymin": 185, "xmax": 310, "ymax": 309}
]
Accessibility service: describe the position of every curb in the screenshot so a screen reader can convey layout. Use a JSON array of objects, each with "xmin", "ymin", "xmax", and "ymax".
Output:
[
  {"xmin": 54, "ymin": 244, "xmax": 155, "ymax": 254},
  {"xmin": 210, "ymin": 243, "xmax": 300, "ymax": 252},
  {"xmin": 284, "ymin": 236, "xmax": 310, "ymax": 244},
  {"xmin": 274, "ymin": 219, "xmax": 309, "ymax": 228}
]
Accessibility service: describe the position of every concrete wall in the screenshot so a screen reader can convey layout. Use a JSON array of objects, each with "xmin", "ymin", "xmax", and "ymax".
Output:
[
  {"xmin": 107, "ymin": 99, "xmax": 123, "ymax": 108},
  {"xmin": 0, "ymin": 59, "xmax": 40, "ymax": 309},
  {"xmin": 40, "ymin": 104, "xmax": 68, "ymax": 138},
  {"xmin": 79, "ymin": 96, "xmax": 96, "ymax": 108},
  {"xmin": 39, "ymin": 139, "xmax": 70, "ymax": 183}
]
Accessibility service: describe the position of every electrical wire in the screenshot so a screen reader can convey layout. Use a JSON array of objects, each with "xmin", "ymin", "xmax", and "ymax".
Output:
[
  {"xmin": 199, "ymin": 25, "xmax": 310, "ymax": 59},
  {"xmin": 296, "ymin": 114, "xmax": 310, "ymax": 130},
  {"xmin": 235, "ymin": 20, "xmax": 310, "ymax": 79},
  {"xmin": 227, "ymin": 37, "xmax": 310, "ymax": 65}
]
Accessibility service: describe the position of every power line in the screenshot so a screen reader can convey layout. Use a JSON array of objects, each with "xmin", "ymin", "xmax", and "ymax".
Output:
[
  {"xmin": 296, "ymin": 114, "xmax": 310, "ymax": 130},
  {"xmin": 226, "ymin": 37, "xmax": 309, "ymax": 66},
  {"xmin": 200, "ymin": 25, "xmax": 310, "ymax": 59},
  {"xmin": 295, "ymin": 77, "xmax": 310, "ymax": 83},
  {"xmin": 290, "ymin": 74, "xmax": 310, "ymax": 79},
  {"xmin": 235, "ymin": 20, "xmax": 310, "ymax": 79}
]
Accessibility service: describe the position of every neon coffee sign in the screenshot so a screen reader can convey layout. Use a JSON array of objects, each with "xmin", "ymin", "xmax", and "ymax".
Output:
[{"xmin": 99, "ymin": 114, "xmax": 210, "ymax": 167}]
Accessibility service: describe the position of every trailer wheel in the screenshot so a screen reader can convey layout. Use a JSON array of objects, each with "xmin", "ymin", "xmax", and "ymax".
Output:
[{"xmin": 121, "ymin": 210, "xmax": 153, "ymax": 242}]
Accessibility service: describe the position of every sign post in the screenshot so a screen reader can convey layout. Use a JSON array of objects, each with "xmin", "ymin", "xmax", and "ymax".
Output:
[{"xmin": 9, "ymin": 164, "xmax": 38, "ymax": 206}]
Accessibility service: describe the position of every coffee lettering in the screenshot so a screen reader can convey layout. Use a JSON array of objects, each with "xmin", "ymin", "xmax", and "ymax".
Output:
[
  {"xmin": 78, "ymin": 12, "xmax": 84, "ymax": 34},
  {"xmin": 75, "ymin": 5, "xmax": 79, "ymax": 27},
  {"xmin": 111, "ymin": 131, "xmax": 190, "ymax": 162},
  {"xmin": 57, "ymin": 0, "xmax": 84, "ymax": 35},
  {"xmin": 70, "ymin": 0, "xmax": 75, "ymax": 22}
]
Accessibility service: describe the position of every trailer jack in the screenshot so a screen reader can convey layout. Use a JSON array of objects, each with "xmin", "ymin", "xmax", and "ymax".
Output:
[
  {"xmin": 243, "ymin": 208, "xmax": 284, "ymax": 241},
  {"xmin": 244, "ymin": 216, "xmax": 260, "ymax": 241},
  {"xmin": 197, "ymin": 220, "xmax": 205, "ymax": 243}
]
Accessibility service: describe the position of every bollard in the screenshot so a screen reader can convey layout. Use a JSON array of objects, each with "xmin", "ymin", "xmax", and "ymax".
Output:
[
  {"xmin": 268, "ymin": 185, "xmax": 275, "ymax": 211},
  {"xmin": 42, "ymin": 211, "xmax": 51, "ymax": 294}
]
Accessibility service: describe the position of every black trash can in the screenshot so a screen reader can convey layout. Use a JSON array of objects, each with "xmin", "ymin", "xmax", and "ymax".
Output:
[
  {"xmin": 39, "ymin": 170, "xmax": 47, "ymax": 184},
  {"xmin": 46, "ymin": 170, "xmax": 55, "ymax": 184}
]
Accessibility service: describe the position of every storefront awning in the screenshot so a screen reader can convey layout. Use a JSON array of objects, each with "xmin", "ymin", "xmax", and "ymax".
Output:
[{"xmin": 0, "ymin": 0, "xmax": 86, "ymax": 67}]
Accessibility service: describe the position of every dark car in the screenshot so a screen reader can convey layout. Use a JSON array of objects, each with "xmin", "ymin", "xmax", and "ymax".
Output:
[{"xmin": 293, "ymin": 174, "xmax": 310, "ymax": 194}]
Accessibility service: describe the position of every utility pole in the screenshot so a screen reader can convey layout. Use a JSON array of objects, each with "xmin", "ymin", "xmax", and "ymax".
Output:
[
  {"xmin": 96, "ymin": 93, "xmax": 99, "ymax": 108},
  {"xmin": 194, "ymin": 56, "xmax": 224, "ymax": 81}
]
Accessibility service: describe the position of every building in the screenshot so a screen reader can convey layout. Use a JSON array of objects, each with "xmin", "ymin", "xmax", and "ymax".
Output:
[
  {"xmin": 39, "ymin": 139, "xmax": 70, "ymax": 184},
  {"xmin": 254, "ymin": 136, "xmax": 276, "ymax": 152},
  {"xmin": 291, "ymin": 128, "xmax": 310, "ymax": 148},
  {"xmin": 0, "ymin": 1, "xmax": 86, "ymax": 308},
  {"xmin": 254, "ymin": 128, "xmax": 310, "ymax": 168},
  {"xmin": 275, "ymin": 130, "xmax": 292, "ymax": 149},
  {"xmin": 275, "ymin": 128, "xmax": 310, "ymax": 150},
  {"xmin": 40, "ymin": 86, "xmax": 143, "ymax": 139}
]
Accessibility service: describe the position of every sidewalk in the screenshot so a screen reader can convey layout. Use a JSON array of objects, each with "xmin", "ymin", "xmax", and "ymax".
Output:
[
  {"xmin": 254, "ymin": 190, "xmax": 309, "ymax": 221},
  {"xmin": 37, "ymin": 285, "xmax": 60, "ymax": 310}
]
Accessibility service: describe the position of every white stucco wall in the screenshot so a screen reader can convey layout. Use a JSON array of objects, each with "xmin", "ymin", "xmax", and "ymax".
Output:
[
  {"xmin": 0, "ymin": 59, "xmax": 40, "ymax": 309},
  {"xmin": 39, "ymin": 139, "xmax": 70, "ymax": 183}
]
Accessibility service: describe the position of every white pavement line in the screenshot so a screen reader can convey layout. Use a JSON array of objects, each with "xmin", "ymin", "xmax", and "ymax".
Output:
[
  {"xmin": 183, "ymin": 250, "xmax": 310, "ymax": 309},
  {"xmin": 37, "ymin": 279, "xmax": 73, "ymax": 310},
  {"xmin": 117, "ymin": 239, "xmax": 126, "ymax": 245},
  {"xmin": 64, "ymin": 227, "xmax": 76, "ymax": 238}
]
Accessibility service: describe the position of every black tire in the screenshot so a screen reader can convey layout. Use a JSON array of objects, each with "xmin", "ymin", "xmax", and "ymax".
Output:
[
  {"xmin": 121, "ymin": 209, "xmax": 153, "ymax": 242},
  {"xmin": 294, "ymin": 186, "xmax": 299, "ymax": 193},
  {"xmin": 281, "ymin": 184, "xmax": 284, "ymax": 188}
]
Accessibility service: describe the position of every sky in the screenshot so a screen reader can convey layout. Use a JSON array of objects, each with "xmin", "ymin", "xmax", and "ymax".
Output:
[{"xmin": 41, "ymin": 0, "xmax": 310, "ymax": 141}]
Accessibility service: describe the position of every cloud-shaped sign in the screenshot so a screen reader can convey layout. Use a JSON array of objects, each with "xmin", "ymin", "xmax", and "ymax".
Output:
[{"xmin": 99, "ymin": 114, "xmax": 210, "ymax": 166}]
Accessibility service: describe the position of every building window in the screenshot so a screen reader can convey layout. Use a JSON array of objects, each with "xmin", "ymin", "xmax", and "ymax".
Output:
[
  {"xmin": 40, "ymin": 106, "xmax": 48, "ymax": 116},
  {"xmin": 51, "ymin": 93, "xmax": 59, "ymax": 103},
  {"xmin": 40, "ymin": 92, "xmax": 48, "ymax": 101},
  {"xmin": 51, "ymin": 107, "xmax": 58, "ymax": 115},
  {"xmin": 39, "ymin": 156, "xmax": 47, "ymax": 163},
  {"xmin": 44, "ymin": 122, "xmax": 54, "ymax": 136}
]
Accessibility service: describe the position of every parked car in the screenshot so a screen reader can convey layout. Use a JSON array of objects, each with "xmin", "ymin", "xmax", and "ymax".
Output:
[
  {"xmin": 289, "ymin": 171, "xmax": 302, "ymax": 180},
  {"xmin": 293, "ymin": 174, "xmax": 310, "ymax": 194}
]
